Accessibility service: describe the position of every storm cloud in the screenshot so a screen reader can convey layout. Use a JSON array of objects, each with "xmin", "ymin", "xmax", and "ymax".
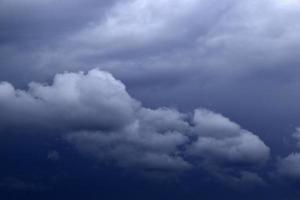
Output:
[
  {"xmin": 0, "ymin": 69, "xmax": 269, "ymax": 179},
  {"xmin": 1, "ymin": 0, "xmax": 300, "ymax": 198},
  {"xmin": 1, "ymin": 0, "xmax": 300, "ymax": 148}
]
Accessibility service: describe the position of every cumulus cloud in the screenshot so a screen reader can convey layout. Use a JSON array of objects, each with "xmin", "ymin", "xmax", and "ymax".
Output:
[
  {"xmin": 2, "ymin": 0, "xmax": 300, "ymax": 139},
  {"xmin": 66, "ymin": 108, "xmax": 192, "ymax": 171},
  {"xmin": 188, "ymin": 109, "xmax": 269, "ymax": 166},
  {"xmin": 2, "ymin": 0, "xmax": 300, "ymax": 196},
  {"xmin": 0, "ymin": 69, "xmax": 269, "ymax": 181},
  {"xmin": 0, "ymin": 69, "xmax": 138, "ymax": 132},
  {"xmin": 275, "ymin": 127, "xmax": 300, "ymax": 181},
  {"xmin": 276, "ymin": 153, "xmax": 300, "ymax": 180}
]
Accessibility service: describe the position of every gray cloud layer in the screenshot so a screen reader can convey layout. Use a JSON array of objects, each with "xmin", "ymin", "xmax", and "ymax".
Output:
[
  {"xmin": 0, "ymin": 69, "xmax": 269, "ymax": 182},
  {"xmin": 1, "ymin": 1, "xmax": 300, "ymax": 147},
  {"xmin": 2, "ymin": 0, "xmax": 300, "ymax": 81},
  {"xmin": 2, "ymin": 0, "xmax": 300, "ymax": 191}
]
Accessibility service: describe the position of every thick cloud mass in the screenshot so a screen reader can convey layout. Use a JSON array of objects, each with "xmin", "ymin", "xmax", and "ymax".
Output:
[
  {"xmin": 189, "ymin": 109, "xmax": 269, "ymax": 166},
  {"xmin": 0, "ymin": 69, "xmax": 138, "ymax": 132},
  {"xmin": 2, "ymin": 0, "xmax": 300, "ymax": 197},
  {"xmin": 0, "ymin": 69, "xmax": 269, "ymax": 178},
  {"xmin": 2, "ymin": 1, "xmax": 300, "ymax": 149}
]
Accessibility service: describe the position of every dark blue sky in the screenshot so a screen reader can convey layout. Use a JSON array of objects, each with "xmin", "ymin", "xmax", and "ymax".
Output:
[{"xmin": 1, "ymin": 0, "xmax": 300, "ymax": 199}]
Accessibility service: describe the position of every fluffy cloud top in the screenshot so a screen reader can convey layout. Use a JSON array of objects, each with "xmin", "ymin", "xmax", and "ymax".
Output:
[
  {"xmin": 189, "ymin": 109, "xmax": 269, "ymax": 166},
  {"xmin": 0, "ymin": 69, "xmax": 269, "ymax": 180},
  {"xmin": 0, "ymin": 69, "xmax": 138, "ymax": 132},
  {"xmin": 277, "ymin": 153, "xmax": 300, "ymax": 180},
  {"xmin": 275, "ymin": 127, "xmax": 300, "ymax": 181}
]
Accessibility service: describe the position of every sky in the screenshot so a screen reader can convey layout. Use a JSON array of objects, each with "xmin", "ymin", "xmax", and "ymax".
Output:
[{"xmin": 1, "ymin": 0, "xmax": 300, "ymax": 199}]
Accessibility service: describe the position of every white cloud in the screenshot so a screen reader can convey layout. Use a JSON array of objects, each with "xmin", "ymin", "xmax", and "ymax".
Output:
[{"xmin": 0, "ymin": 69, "xmax": 139, "ymax": 132}]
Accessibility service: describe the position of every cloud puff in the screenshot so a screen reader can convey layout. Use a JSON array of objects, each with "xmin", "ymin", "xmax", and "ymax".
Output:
[
  {"xmin": 0, "ymin": 69, "xmax": 269, "ymax": 181},
  {"xmin": 2, "ymin": 0, "xmax": 300, "ymax": 145},
  {"xmin": 276, "ymin": 153, "xmax": 300, "ymax": 180},
  {"xmin": 275, "ymin": 127, "xmax": 300, "ymax": 181},
  {"xmin": 0, "ymin": 69, "xmax": 138, "ymax": 132},
  {"xmin": 188, "ymin": 109, "xmax": 269, "ymax": 167},
  {"xmin": 66, "ymin": 108, "xmax": 192, "ymax": 171}
]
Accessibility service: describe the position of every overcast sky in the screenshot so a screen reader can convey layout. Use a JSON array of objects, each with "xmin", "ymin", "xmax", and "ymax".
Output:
[{"xmin": 1, "ymin": 0, "xmax": 300, "ymax": 199}]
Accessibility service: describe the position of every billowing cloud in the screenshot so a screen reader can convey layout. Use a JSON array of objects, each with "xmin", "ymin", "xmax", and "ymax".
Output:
[
  {"xmin": 1, "ymin": 1, "xmax": 300, "ymax": 149},
  {"xmin": 188, "ymin": 109, "xmax": 269, "ymax": 167},
  {"xmin": 0, "ymin": 69, "xmax": 139, "ymax": 132},
  {"xmin": 2, "ymin": 0, "xmax": 300, "ymax": 197},
  {"xmin": 275, "ymin": 127, "xmax": 300, "ymax": 181},
  {"xmin": 0, "ymin": 69, "xmax": 269, "ymax": 181}
]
